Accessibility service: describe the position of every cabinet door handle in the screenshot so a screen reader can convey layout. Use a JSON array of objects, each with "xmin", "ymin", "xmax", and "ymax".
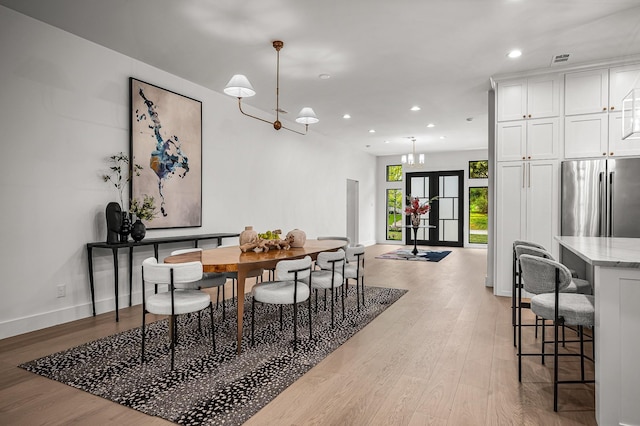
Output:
[
  {"xmin": 603, "ymin": 107, "xmax": 607, "ymax": 111},
  {"xmin": 610, "ymin": 106, "xmax": 615, "ymax": 110},
  {"xmin": 522, "ymin": 164, "xmax": 525, "ymax": 188},
  {"xmin": 522, "ymin": 115, "xmax": 526, "ymax": 119},
  {"xmin": 610, "ymin": 152, "xmax": 614, "ymax": 156},
  {"xmin": 527, "ymin": 163, "xmax": 531, "ymax": 188},
  {"xmin": 528, "ymin": 114, "xmax": 532, "ymax": 118},
  {"xmin": 603, "ymin": 152, "xmax": 607, "ymax": 156}
]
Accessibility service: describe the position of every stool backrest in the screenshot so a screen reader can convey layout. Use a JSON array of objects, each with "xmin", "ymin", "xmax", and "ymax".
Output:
[
  {"xmin": 142, "ymin": 257, "xmax": 203, "ymax": 285},
  {"xmin": 317, "ymin": 236, "xmax": 351, "ymax": 249},
  {"xmin": 170, "ymin": 248, "xmax": 203, "ymax": 256},
  {"xmin": 346, "ymin": 244, "xmax": 365, "ymax": 263},
  {"xmin": 512, "ymin": 240, "xmax": 545, "ymax": 250},
  {"xmin": 519, "ymin": 254, "xmax": 571, "ymax": 295},
  {"xmin": 316, "ymin": 249, "xmax": 345, "ymax": 270},
  {"xmin": 514, "ymin": 245, "xmax": 553, "ymax": 260},
  {"xmin": 276, "ymin": 256, "xmax": 312, "ymax": 281}
]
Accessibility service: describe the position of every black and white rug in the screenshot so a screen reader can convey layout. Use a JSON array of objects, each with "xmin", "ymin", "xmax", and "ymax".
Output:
[{"xmin": 20, "ymin": 286, "xmax": 407, "ymax": 425}]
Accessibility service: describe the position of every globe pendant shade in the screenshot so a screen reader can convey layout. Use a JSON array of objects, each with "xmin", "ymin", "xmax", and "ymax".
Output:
[{"xmin": 224, "ymin": 74, "xmax": 256, "ymax": 98}]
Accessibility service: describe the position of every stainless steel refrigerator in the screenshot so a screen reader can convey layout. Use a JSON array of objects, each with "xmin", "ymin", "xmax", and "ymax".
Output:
[{"xmin": 561, "ymin": 158, "xmax": 640, "ymax": 237}]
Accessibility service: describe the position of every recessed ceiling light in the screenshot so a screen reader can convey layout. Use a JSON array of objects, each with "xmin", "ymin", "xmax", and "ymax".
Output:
[
  {"xmin": 369, "ymin": 129, "xmax": 376, "ymax": 133},
  {"xmin": 410, "ymin": 106, "xmax": 421, "ymax": 111},
  {"xmin": 427, "ymin": 123, "xmax": 435, "ymax": 128},
  {"xmin": 343, "ymin": 114, "xmax": 351, "ymax": 119},
  {"xmin": 440, "ymin": 136, "xmax": 446, "ymax": 139},
  {"xmin": 507, "ymin": 49, "xmax": 522, "ymax": 59},
  {"xmin": 384, "ymin": 140, "xmax": 391, "ymax": 144},
  {"xmin": 319, "ymin": 73, "xmax": 331, "ymax": 80}
]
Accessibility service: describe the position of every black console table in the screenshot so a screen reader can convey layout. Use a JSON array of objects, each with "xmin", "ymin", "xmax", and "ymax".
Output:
[{"xmin": 86, "ymin": 233, "xmax": 239, "ymax": 321}]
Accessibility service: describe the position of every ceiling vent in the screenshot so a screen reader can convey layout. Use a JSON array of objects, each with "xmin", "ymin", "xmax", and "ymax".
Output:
[{"xmin": 551, "ymin": 53, "xmax": 570, "ymax": 66}]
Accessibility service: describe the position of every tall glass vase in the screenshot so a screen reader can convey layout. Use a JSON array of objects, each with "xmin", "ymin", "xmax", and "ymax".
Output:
[
  {"xmin": 411, "ymin": 213, "xmax": 421, "ymax": 255},
  {"xmin": 411, "ymin": 213, "xmax": 421, "ymax": 227}
]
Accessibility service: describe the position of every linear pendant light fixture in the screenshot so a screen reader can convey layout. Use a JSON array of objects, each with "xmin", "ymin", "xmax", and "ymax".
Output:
[
  {"xmin": 224, "ymin": 40, "xmax": 318, "ymax": 135},
  {"xmin": 401, "ymin": 137, "xmax": 424, "ymax": 167}
]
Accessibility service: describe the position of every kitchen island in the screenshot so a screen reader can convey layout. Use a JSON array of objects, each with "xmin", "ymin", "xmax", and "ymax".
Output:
[{"xmin": 556, "ymin": 236, "xmax": 640, "ymax": 426}]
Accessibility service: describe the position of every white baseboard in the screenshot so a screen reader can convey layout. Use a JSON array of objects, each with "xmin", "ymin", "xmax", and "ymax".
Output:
[{"xmin": 0, "ymin": 293, "xmax": 141, "ymax": 340}]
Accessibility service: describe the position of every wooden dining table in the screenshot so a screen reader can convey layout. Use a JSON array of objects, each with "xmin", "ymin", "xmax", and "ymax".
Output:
[{"xmin": 164, "ymin": 239, "xmax": 347, "ymax": 353}]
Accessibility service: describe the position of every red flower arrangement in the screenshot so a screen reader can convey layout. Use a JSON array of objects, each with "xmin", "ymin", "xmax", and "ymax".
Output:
[{"xmin": 404, "ymin": 196, "xmax": 430, "ymax": 215}]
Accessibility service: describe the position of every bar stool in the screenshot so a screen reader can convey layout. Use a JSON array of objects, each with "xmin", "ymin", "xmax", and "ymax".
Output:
[
  {"xmin": 512, "ymin": 240, "xmax": 545, "ymax": 346},
  {"xmin": 519, "ymin": 254, "xmax": 595, "ymax": 411},
  {"xmin": 512, "ymin": 241, "xmax": 591, "ymax": 347}
]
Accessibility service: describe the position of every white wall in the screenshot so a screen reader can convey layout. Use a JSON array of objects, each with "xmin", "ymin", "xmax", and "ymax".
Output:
[
  {"xmin": 0, "ymin": 6, "xmax": 376, "ymax": 339},
  {"xmin": 376, "ymin": 150, "xmax": 488, "ymax": 246}
]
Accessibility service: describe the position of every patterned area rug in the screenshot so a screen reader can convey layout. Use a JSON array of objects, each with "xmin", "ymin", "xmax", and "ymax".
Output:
[
  {"xmin": 20, "ymin": 286, "xmax": 406, "ymax": 425},
  {"xmin": 376, "ymin": 248, "xmax": 452, "ymax": 262}
]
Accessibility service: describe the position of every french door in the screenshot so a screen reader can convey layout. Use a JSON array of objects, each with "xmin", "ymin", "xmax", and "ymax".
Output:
[{"xmin": 405, "ymin": 170, "xmax": 464, "ymax": 247}]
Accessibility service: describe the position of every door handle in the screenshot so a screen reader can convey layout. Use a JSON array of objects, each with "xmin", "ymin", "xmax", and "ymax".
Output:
[
  {"xmin": 522, "ymin": 163, "xmax": 525, "ymax": 188},
  {"xmin": 609, "ymin": 171, "xmax": 614, "ymax": 236},
  {"xmin": 527, "ymin": 163, "xmax": 531, "ymax": 188},
  {"xmin": 598, "ymin": 171, "xmax": 605, "ymax": 237}
]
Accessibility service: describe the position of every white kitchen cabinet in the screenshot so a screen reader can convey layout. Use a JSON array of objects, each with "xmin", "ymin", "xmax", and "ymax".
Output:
[
  {"xmin": 497, "ymin": 75, "xmax": 561, "ymax": 122},
  {"xmin": 564, "ymin": 68, "xmax": 609, "ymax": 115},
  {"xmin": 497, "ymin": 118, "xmax": 559, "ymax": 161},
  {"xmin": 564, "ymin": 112, "xmax": 640, "ymax": 158},
  {"xmin": 495, "ymin": 160, "xmax": 558, "ymax": 297},
  {"xmin": 609, "ymin": 63, "xmax": 640, "ymax": 111},
  {"xmin": 564, "ymin": 113, "xmax": 608, "ymax": 158},
  {"xmin": 496, "ymin": 121, "xmax": 526, "ymax": 161},
  {"xmin": 609, "ymin": 112, "xmax": 640, "ymax": 157},
  {"xmin": 564, "ymin": 64, "xmax": 640, "ymax": 114},
  {"xmin": 527, "ymin": 118, "xmax": 560, "ymax": 160}
]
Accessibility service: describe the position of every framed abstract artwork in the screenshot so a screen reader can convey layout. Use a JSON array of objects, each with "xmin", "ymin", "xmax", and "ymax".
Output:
[{"xmin": 129, "ymin": 78, "xmax": 202, "ymax": 229}]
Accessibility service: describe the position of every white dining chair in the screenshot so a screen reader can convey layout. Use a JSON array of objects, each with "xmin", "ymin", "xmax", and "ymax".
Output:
[{"xmin": 141, "ymin": 257, "xmax": 215, "ymax": 370}]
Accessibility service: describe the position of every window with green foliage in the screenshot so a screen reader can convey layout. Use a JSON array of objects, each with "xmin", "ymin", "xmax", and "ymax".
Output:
[
  {"xmin": 386, "ymin": 189, "xmax": 403, "ymax": 240},
  {"xmin": 469, "ymin": 187, "xmax": 488, "ymax": 244},
  {"xmin": 469, "ymin": 160, "xmax": 488, "ymax": 179},
  {"xmin": 387, "ymin": 165, "xmax": 403, "ymax": 182}
]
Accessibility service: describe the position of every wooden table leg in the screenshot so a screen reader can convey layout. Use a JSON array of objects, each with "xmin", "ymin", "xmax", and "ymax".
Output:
[{"xmin": 236, "ymin": 268, "xmax": 247, "ymax": 354}]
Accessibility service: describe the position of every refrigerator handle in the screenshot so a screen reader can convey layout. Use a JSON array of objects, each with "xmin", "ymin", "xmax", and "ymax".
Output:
[
  {"xmin": 522, "ymin": 163, "xmax": 525, "ymax": 188},
  {"xmin": 609, "ymin": 171, "xmax": 615, "ymax": 237},
  {"xmin": 527, "ymin": 163, "xmax": 531, "ymax": 188},
  {"xmin": 599, "ymin": 171, "xmax": 605, "ymax": 237}
]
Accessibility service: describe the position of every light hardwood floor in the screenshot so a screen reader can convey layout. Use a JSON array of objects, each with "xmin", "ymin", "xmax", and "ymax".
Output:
[{"xmin": 0, "ymin": 245, "xmax": 596, "ymax": 425}]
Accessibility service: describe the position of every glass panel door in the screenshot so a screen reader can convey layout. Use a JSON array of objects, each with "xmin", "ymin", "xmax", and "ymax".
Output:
[
  {"xmin": 409, "ymin": 175, "xmax": 430, "ymax": 240},
  {"xmin": 406, "ymin": 170, "xmax": 464, "ymax": 247}
]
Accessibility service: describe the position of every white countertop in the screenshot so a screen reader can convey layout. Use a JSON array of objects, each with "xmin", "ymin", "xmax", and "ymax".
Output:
[{"xmin": 555, "ymin": 236, "xmax": 640, "ymax": 268}]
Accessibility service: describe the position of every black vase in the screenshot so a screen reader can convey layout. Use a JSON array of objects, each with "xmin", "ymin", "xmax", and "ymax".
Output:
[
  {"xmin": 119, "ymin": 212, "xmax": 131, "ymax": 242},
  {"xmin": 105, "ymin": 202, "xmax": 122, "ymax": 244},
  {"xmin": 131, "ymin": 219, "xmax": 146, "ymax": 242}
]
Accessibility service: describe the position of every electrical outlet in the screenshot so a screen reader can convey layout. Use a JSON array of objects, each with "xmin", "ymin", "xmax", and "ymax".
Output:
[{"xmin": 56, "ymin": 284, "xmax": 66, "ymax": 298}]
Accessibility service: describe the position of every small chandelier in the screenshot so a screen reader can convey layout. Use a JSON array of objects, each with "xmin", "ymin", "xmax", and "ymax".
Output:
[
  {"xmin": 224, "ymin": 40, "xmax": 319, "ymax": 135},
  {"xmin": 401, "ymin": 137, "xmax": 425, "ymax": 167}
]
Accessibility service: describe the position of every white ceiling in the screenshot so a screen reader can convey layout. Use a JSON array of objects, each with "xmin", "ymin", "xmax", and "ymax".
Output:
[{"xmin": 2, "ymin": 0, "xmax": 640, "ymax": 156}]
